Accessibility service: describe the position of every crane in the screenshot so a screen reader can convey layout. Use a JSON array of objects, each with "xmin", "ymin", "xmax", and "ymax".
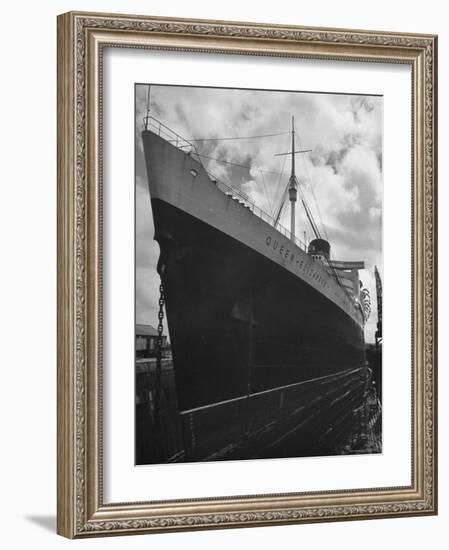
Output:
[{"xmin": 374, "ymin": 266, "xmax": 382, "ymax": 348}]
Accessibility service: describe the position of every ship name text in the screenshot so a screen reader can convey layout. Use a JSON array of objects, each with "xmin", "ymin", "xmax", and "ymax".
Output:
[{"xmin": 265, "ymin": 235, "xmax": 327, "ymax": 289}]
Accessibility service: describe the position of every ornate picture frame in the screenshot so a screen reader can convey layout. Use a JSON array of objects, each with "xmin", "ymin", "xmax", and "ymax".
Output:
[{"xmin": 57, "ymin": 11, "xmax": 437, "ymax": 538}]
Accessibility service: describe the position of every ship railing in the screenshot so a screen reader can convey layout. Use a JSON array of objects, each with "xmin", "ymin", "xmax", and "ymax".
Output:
[
  {"xmin": 145, "ymin": 116, "xmax": 197, "ymax": 153},
  {"xmin": 146, "ymin": 115, "xmax": 307, "ymax": 252}
]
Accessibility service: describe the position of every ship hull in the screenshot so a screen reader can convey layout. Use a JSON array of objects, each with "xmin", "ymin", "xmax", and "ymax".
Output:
[
  {"xmin": 153, "ymin": 198, "xmax": 365, "ymax": 412},
  {"xmin": 141, "ymin": 129, "xmax": 366, "ymax": 414}
]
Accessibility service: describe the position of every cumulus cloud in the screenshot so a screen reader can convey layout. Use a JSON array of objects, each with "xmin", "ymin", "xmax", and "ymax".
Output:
[{"xmin": 135, "ymin": 84, "xmax": 383, "ymax": 342}]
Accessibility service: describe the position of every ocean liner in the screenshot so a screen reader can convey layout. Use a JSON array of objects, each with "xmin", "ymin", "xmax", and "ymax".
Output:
[{"xmin": 141, "ymin": 109, "xmax": 369, "ymax": 417}]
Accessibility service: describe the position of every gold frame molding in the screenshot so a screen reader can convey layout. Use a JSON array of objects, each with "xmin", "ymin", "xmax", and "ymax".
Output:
[{"xmin": 57, "ymin": 11, "xmax": 438, "ymax": 538}]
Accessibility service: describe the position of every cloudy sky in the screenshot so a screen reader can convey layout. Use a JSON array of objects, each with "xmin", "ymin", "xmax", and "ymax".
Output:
[{"xmin": 135, "ymin": 84, "xmax": 383, "ymax": 343}]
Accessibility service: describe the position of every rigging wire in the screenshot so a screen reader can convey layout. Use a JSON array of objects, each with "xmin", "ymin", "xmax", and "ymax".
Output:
[
  {"xmin": 296, "ymin": 134, "xmax": 329, "ymax": 242},
  {"xmin": 274, "ymin": 133, "xmax": 290, "ymax": 203},
  {"xmin": 193, "ymin": 152, "xmax": 287, "ymax": 177},
  {"xmin": 298, "ymin": 183, "xmax": 321, "ymax": 240},
  {"xmin": 272, "ymin": 133, "xmax": 291, "ymax": 226},
  {"xmin": 185, "ymin": 131, "xmax": 289, "ymax": 142},
  {"xmin": 274, "ymin": 180, "xmax": 290, "ymax": 227},
  {"xmin": 222, "ymin": 171, "xmax": 237, "ymax": 189},
  {"xmin": 260, "ymin": 170, "xmax": 275, "ymax": 218}
]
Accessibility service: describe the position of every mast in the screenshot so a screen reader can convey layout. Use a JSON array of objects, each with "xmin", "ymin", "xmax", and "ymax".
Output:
[
  {"xmin": 274, "ymin": 117, "xmax": 312, "ymax": 241},
  {"xmin": 144, "ymin": 84, "xmax": 151, "ymax": 130},
  {"xmin": 288, "ymin": 117, "xmax": 298, "ymax": 240}
]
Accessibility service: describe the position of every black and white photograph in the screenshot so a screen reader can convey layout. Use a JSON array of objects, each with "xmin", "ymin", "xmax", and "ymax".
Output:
[{"xmin": 135, "ymin": 83, "xmax": 383, "ymax": 465}]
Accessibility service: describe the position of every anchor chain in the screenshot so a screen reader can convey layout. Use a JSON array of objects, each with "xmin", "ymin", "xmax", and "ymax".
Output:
[
  {"xmin": 157, "ymin": 283, "xmax": 165, "ymax": 357},
  {"xmin": 154, "ymin": 282, "xmax": 165, "ymax": 425}
]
